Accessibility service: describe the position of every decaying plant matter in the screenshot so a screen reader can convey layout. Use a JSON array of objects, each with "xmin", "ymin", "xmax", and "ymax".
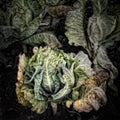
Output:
[{"xmin": 0, "ymin": 0, "xmax": 120, "ymax": 114}]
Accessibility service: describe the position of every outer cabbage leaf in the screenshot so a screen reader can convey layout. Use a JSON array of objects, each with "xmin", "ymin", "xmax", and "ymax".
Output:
[
  {"xmin": 65, "ymin": 8, "xmax": 86, "ymax": 47},
  {"xmin": 87, "ymin": 0, "xmax": 119, "ymax": 94},
  {"xmin": 89, "ymin": 0, "xmax": 120, "ymax": 49},
  {"xmin": 16, "ymin": 54, "xmax": 48, "ymax": 114},
  {"xmin": 70, "ymin": 51, "xmax": 95, "ymax": 100},
  {"xmin": 93, "ymin": 46, "xmax": 118, "ymax": 92},
  {"xmin": 65, "ymin": 0, "xmax": 88, "ymax": 47},
  {"xmin": 66, "ymin": 71, "xmax": 108, "ymax": 112},
  {"xmin": 20, "ymin": 16, "xmax": 45, "ymax": 38},
  {"xmin": 88, "ymin": 14, "xmax": 116, "ymax": 52},
  {"xmin": 27, "ymin": 0, "xmax": 44, "ymax": 18},
  {"xmin": 6, "ymin": 0, "xmax": 46, "ymax": 39},
  {"xmin": 6, "ymin": 0, "xmax": 32, "ymax": 31},
  {"xmin": 72, "ymin": 86, "xmax": 107, "ymax": 112},
  {"xmin": 23, "ymin": 32, "xmax": 62, "ymax": 48},
  {"xmin": 74, "ymin": 51, "xmax": 94, "ymax": 79},
  {"xmin": 17, "ymin": 84, "xmax": 48, "ymax": 114}
]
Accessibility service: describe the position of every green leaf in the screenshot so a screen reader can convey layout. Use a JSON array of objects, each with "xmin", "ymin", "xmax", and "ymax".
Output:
[
  {"xmin": 34, "ymin": 69, "xmax": 47, "ymax": 100},
  {"xmin": 23, "ymin": 32, "xmax": 62, "ymax": 48},
  {"xmin": 74, "ymin": 51, "xmax": 94, "ymax": 79},
  {"xmin": 42, "ymin": 53, "xmax": 58, "ymax": 93},
  {"xmin": 94, "ymin": 46, "xmax": 118, "ymax": 92},
  {"xmin": 65, "ymin": 9, "xmax": 86, "ymax": 47},
  {"xmin": 21, "ymin": 16, "xmax": 43, "ymax": 38},
  {"xmin": 7, "ymin": 0, "xmax": 32, "ymax": 31},
  {"xmin": 6, "ymin": 0, "xmax": 46, "ymax": 39},
  {"xmin": 51, "ymin": 62, "xmax": 75, "ymax": 101},
  {"xmin": 65, "ymin": 3, "xmax": 86, "ymax": 47},
  {"xmin": 88, "ymin": 15, "xmax": 116, "ymax": 47},
  {"xmin": 27, "ymin": 0, "xmax": 44, "ymax": 18}
]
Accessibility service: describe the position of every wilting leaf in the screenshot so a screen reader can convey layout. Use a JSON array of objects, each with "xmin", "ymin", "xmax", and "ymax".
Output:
[
  {"xmin": 88, "ymin": 15, "xmax": 116, "ymax": 49},
  {"xmin": 88, "ymin": 0, "xmax": 120, "ymax": 49},
  {"xmin": 23, "ymin": 32, "xmax": 62, "ymax": 48},
  {"xmin": 73, "ymin": 87, "xmax": 107, "ymax": 112},
  {"xmin": 87, "ymin": 0, "xmax": 118, "ymax": 59},
  {"xmin": 65, "ymin": 7, "xmax": 86, "ymax": 47},
  {"xmin": 94, "ymin": 46, "xmax": 118, "ymax": 92},
  {"xmin": 66, "ymin": 73, "xmax": 108, "ymax": 112},
  {"xmin": 17, "ymin": 84, "xmax": 48, "ymax": 114},
  {"xmin": 87, "ymin": 0, "xmax": 119, "ymax": 95}
]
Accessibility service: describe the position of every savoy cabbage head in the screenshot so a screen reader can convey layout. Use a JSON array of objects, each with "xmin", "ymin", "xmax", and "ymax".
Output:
[{"xmin": 16, "ymin": 46, "xmax": 108, "ymax": 114}]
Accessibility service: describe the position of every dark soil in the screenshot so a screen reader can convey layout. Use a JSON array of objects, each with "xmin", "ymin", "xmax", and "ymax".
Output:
[{"xmin": 0, "ymin": 0, "xmax": 120, "ymax": 120}]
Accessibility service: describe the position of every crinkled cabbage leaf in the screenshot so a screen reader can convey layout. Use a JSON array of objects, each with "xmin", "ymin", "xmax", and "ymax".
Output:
[
  {"xmin": 23, "ymin": 32, "xmax": 62, "ymax": 48},
  {"xmin": 88, "ymin": 15, "xmax": 116, "ymax": 51},
  {"xmin": 65, "ymin": 1, "xmax": 86, "ymax": 47},
  {"xmin": 6, "ymin": 0, "xmax": 46, "ymax": 38}
]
